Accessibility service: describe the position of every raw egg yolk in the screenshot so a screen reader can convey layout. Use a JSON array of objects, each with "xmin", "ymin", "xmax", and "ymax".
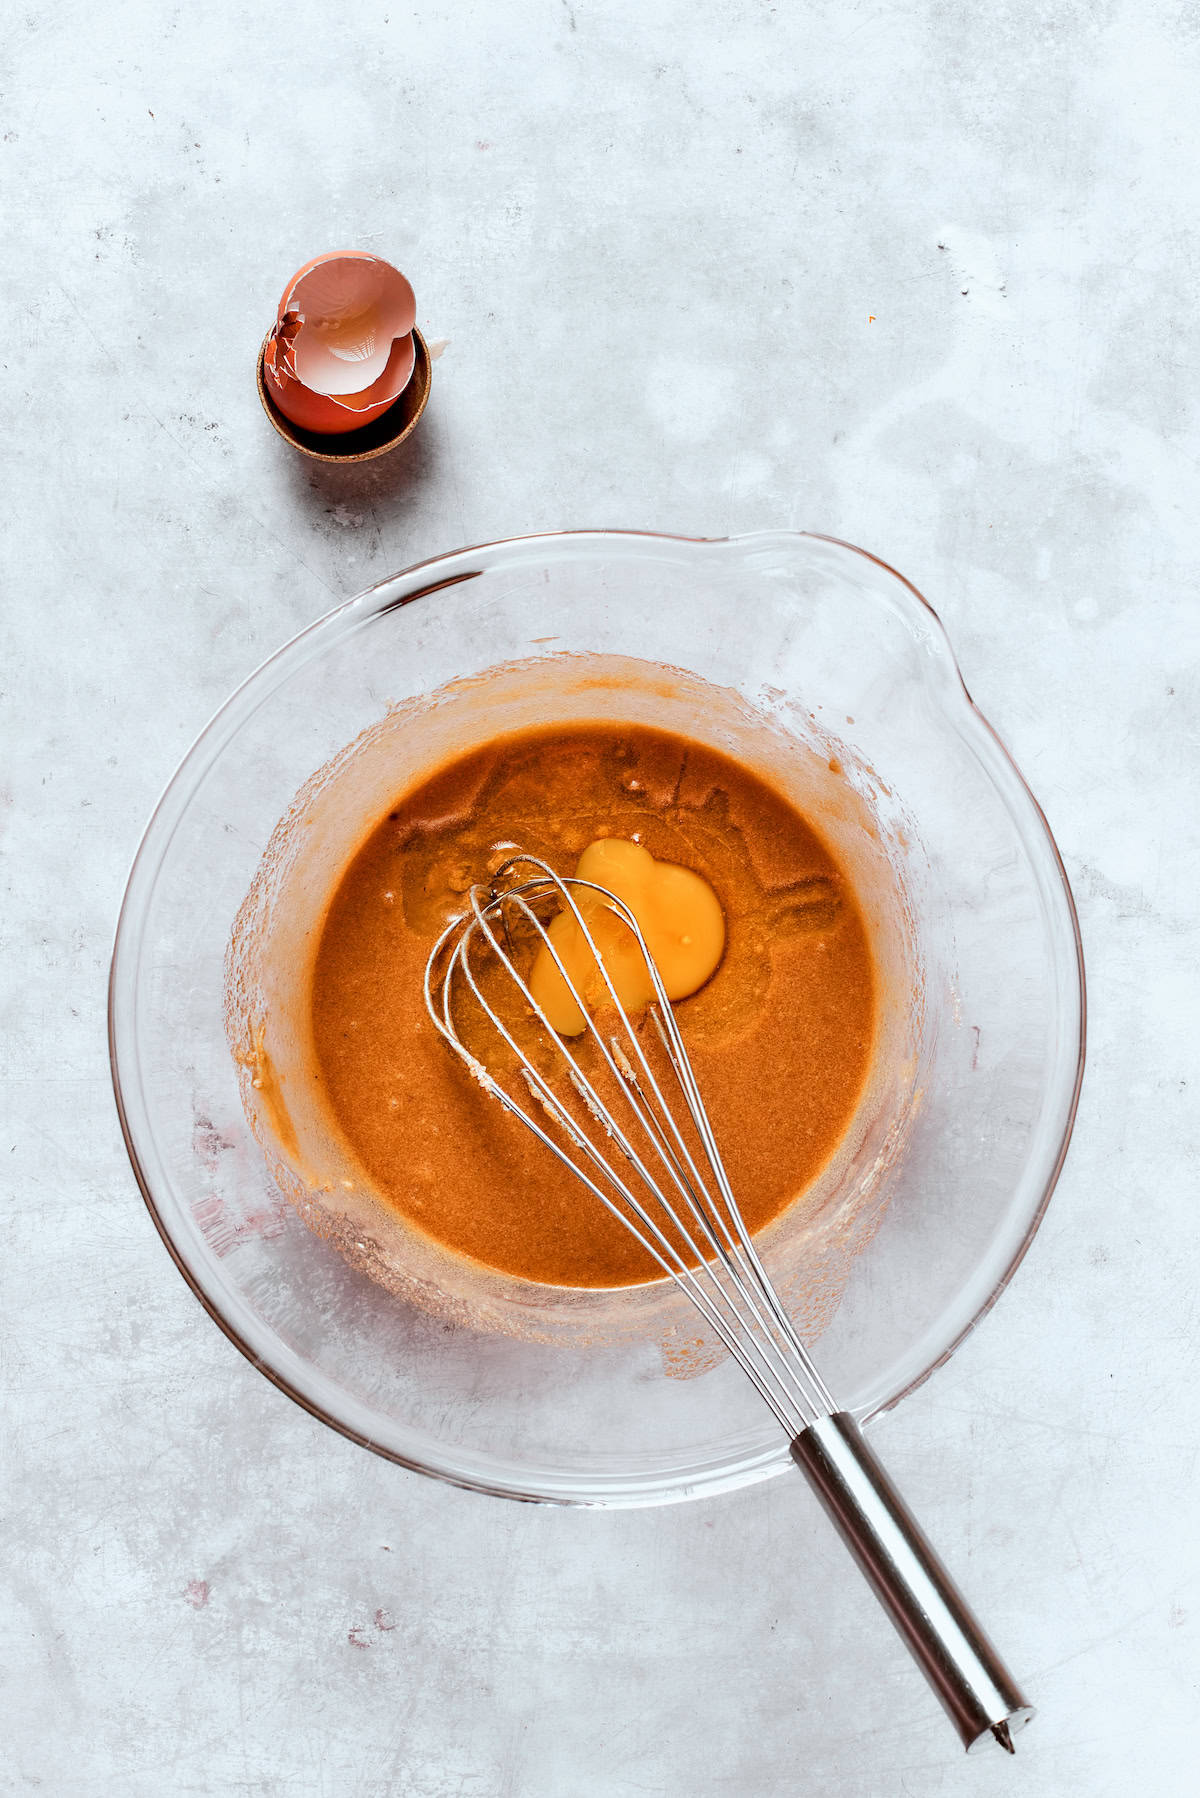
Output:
[{"xmin": 528, "ymin": 838, "xmax": 725, "ymax": 1036}]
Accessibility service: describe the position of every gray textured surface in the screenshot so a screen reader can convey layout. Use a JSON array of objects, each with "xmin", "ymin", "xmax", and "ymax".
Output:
[{"xmin": 3, "ymin": 1, "xmax": 1198, "ymax": 1791}]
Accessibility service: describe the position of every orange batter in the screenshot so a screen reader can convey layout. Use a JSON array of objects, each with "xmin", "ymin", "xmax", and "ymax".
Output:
[{"xmin": 309, "ymin": 724, "xmax": 876, "ymax": 1288}]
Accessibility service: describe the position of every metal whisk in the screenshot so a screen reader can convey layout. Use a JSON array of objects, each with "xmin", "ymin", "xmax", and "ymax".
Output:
[{"xmin": 425, "ymin": 853, "xmax": 1032, "ymax": 1755}]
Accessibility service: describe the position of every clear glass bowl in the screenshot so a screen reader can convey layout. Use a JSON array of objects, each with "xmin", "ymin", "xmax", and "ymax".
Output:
[{"xmin": 109, "ymin": 531, "xmax": 1084, "ymax": 1506}]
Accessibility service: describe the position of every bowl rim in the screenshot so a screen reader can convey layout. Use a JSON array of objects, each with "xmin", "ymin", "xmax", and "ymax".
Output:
[{"xmin": 108, "ymin": 527, "xmax": 1086, "ymax": 1505}]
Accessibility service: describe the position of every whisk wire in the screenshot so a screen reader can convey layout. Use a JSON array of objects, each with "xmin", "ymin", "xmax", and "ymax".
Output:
[
  {"xmin": 602, "ymin": 1039, "xmax": 831, "ymax": 1428},
  {"xmin": 503, "ymin": 861, "xmax": 835, "ymax": 1425},
  {"xmin": 429, "ymin": 888, "xmax": 762, "ymax": 1343},
  {"xmin": 425, "ymin": 856, "xmax": 832, "ymax": 1432},
  {"xmin": 478, "ymin": 869, "xmax": 834, "ymax": 1430},
  {"xmin": 463, "ymin": 884, "xmax": 814, "ymax": 1429},
  {"xmin": 646, "ymin": 1007, "xmax": 839, "ymax": 1416}
]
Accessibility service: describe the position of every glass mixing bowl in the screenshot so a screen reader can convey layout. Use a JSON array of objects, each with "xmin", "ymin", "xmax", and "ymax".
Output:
[{"xmin": 109, "ymin": 531, "xmax": 1084, "ymax": 1505}]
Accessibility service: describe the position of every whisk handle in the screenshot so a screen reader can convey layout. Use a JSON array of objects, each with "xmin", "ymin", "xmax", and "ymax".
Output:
[{"xmin": 790, "ymin": 1412, "xmax": 1033, "ymax": 1754}]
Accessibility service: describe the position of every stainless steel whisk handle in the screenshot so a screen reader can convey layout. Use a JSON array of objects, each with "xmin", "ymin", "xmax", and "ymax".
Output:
[{"xmin": 791, "ymin": 1413, "xmax": 1033, "ymax": 1755}]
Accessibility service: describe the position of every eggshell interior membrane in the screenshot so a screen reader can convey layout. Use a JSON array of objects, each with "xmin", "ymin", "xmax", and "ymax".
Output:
[
  {"xmin": 282, "ymin": 252, "xmax": 416, "ymax": 395},
  {"xmin": 264, "ymin": 333, "xmax": 416, "ymax": 433},
  {"xmin": 262, "ymin": 251, "xmax": 418, "ymax": 435}
]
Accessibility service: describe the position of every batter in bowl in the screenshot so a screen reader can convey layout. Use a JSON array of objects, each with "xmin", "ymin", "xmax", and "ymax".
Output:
[{"xmin": 309, "ymin": 722, "xmax": 876, "ymax": 1288}]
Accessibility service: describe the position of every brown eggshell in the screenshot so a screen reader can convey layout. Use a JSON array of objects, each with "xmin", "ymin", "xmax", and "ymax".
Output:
[
  {"xmin": 263, "ymin": 251, "xmax": 418, "ymax": 435},
  {"xmin": 264, "ymin": 328, "xmax": 416, "ymax": 433}
]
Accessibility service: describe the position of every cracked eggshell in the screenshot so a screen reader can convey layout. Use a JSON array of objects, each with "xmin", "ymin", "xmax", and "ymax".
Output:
[{"xmin": 263, "ymin": 251, "xmax": 418, "ymax": 435}]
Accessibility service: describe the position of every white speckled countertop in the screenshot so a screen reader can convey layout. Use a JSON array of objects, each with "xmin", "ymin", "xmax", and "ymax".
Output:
[{"xmin": 3, "ymin": 2, "xmax": 1198, "ymax": 1792}]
